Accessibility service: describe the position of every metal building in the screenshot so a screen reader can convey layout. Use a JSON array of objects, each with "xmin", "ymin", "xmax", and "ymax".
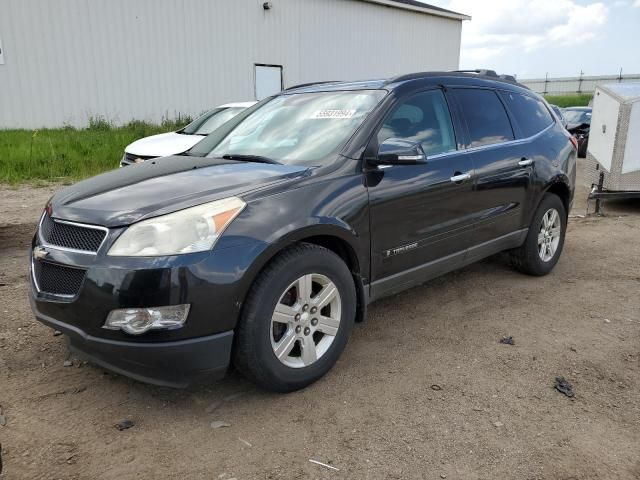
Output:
[{"xmin": 0, "ymin": 0, "xmax": 468, "ymax": 128}]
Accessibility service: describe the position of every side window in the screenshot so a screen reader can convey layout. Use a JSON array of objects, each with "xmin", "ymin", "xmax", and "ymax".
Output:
[
  {"xmin": 498, "ymin": 91, "xmax": 554, "ymax": 138},
  {"xmin": 377, "ymin": 90, "xmax": 456, "ymax": 156},
  {"xmin": 452, "ymin": 89, "xmax": 514, "ymax": 148}
]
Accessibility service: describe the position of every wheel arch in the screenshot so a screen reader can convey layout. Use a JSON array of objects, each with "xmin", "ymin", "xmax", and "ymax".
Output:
[
  {"xmin": 543, "ymin": 177, "xmax": 572, "ymax": 215},
  {"xmin": 242, "ymin": 224, "xmax": 369, "ymax": 323}
]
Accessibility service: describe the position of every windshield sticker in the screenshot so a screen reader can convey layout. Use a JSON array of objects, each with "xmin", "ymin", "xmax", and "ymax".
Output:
[{"xmin": 311, "ymin": 109, "xmax": 356, "ymax": 119}]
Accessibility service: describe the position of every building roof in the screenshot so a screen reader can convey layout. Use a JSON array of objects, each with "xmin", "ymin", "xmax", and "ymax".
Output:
[{"xmin": 358, "ymin": 0, "xmax": 470, "ymax": 21}]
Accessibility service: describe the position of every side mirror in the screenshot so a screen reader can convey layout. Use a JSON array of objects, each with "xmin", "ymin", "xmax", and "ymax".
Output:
[{"xmin": 373, "ymin": 138, "xmax": 427, "ymax": 165}]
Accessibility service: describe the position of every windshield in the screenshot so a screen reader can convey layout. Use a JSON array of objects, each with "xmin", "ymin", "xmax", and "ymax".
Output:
[
  {"xmin": 199, "ymin": 90, "xmax": 386, "ymax": 165},
  {"xmin": 182, "ymin": 107, "xmax": 247, "ymax": 135},
  {"xmin": 563, "ymin": 109, "xmax": 592, "ymax": 125}
]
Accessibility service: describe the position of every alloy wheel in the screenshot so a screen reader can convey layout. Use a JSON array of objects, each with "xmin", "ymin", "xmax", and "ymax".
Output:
[
  {"xmin": 538, "ymin": 208, "xmax": 561, "ymax": 262},
  {"xmin": 270, "ymin": 273, "xmax": 342, "ymax": 368}
]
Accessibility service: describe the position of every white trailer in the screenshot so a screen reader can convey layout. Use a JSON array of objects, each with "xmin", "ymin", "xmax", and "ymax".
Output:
[{"xmin": 585, "ymin": 83, "xmax": 640, "ymax": 206}]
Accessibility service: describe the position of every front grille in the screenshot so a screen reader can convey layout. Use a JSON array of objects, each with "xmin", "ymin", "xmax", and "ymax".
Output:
[
  {"xmin": 122, "ymin": 152, "xmax": 155, "ymax": 166},
  {"xmin": 33, "ymin": 261, "xmax": 86, "ymax": 297},
  {"xmin": 40, "ymin": 214, "xmax": 106, "ymax": 253}
]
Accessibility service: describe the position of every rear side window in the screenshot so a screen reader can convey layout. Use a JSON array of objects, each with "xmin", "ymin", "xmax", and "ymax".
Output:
[
  {"xmin": 499, "ymin": 91, "xmax": 554, "ymax": 138},
  {"xmin": 452, "ymin": 89, "xmax": 514, "ymax": 148},
  {"xmin": 377, "ymin": 89, "xmax": 457, "ymax": 156}
]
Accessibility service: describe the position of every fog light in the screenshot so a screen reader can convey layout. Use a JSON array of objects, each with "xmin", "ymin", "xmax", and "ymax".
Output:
[{"xmin": 104, "ymin": 305, "xmax": 190, "ymax": 335}]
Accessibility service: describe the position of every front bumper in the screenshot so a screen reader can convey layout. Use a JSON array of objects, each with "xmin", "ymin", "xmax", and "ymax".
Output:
[
  {"xmin": 32, "ymin": 297, "xmax": 233, "ymax": 387},
  {"xmin": 29, "ymin": 222, "xmax": 266, "ymax": 387}
]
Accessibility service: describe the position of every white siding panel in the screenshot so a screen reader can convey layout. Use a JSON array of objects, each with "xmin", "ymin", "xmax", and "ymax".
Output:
[
  {"xmin": 588, "ymin": 88, "xmax": 619, "ymax": 171},
  {"xmin": 0, "ymin": 0, "xmax": 462, "ymax": 128}
]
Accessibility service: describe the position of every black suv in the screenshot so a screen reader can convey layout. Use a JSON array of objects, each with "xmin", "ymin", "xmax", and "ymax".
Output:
[{"xmin": 30, "ymin": 71, "xmax": 576, "ymax": 392}]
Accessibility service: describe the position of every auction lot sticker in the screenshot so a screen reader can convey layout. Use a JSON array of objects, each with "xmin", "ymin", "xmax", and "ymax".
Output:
[{"xmin": 311, "ymin": 109, "xmax": 356, "ymax": 119}]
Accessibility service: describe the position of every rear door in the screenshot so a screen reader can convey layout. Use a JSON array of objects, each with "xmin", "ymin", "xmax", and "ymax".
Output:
[
  {"xmin": 450, "ymin": 88, "xmax": 531, "ymax": 244},
  {"xmin": 366, "ymin": 88, "xmax": 475, "ymax": 295},
  {"xmin": 497, "ymin": 89, "xmax": 558, "ymax": 215}
]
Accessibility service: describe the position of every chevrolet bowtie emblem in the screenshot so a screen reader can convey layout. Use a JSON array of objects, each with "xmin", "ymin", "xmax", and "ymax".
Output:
[{"xmin": 33, "ymin": 246, "xmax": 49, "ymax": 260}]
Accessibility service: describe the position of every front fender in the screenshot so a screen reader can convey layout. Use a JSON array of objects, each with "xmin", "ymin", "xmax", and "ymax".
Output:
[
  {"xmin": 218, "ymin": 174, "xmax": 371, "ymax": 326},
  {"xmin": 246, "ymin": 221, "xmax": 366, "ymax": 287}
]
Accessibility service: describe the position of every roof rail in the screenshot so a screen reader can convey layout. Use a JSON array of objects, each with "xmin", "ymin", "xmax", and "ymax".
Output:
[
  {"xmin": 388, "ymin": 70, "xmax": 529, "ymax": 89},
  {"xmin": 454, "ymin": 69, "xmax": 522, "ymax": 86},
  {"xmin": 284, "ymin": 81, "xmax": 341, "ymax": 91},
  {"xmin": 453, "ymin": 69, "xmax": 499, "ymax": 77}
]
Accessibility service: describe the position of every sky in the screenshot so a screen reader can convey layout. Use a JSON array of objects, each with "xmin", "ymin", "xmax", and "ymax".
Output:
[{"xmin": 423, "ymin": 0, "xmax": 640, "ymax": 79}]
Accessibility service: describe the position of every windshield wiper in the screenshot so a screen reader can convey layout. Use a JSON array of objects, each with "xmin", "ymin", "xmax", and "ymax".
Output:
[{"xmin": 221, "ymin": 154, "xmax": 281, "ymax": 165}]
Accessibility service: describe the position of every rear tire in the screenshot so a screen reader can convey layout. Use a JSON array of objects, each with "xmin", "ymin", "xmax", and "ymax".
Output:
[
  {"xmin": 233, "ymin": 243, "xmax": 356, "ymax": 392},
  {"xmin": 510, "ymin": 193, "xmax": 567, "ymax": 276}
]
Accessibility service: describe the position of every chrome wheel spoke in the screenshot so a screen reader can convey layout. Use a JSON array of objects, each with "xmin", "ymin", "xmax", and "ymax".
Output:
[
  {"xmin": 273, "ymin": 329, "xmax": 297, "ymax": 360},
  {"xmin": 548, "ymin": 209, "xmax": 558, "ymax": 227},
  {"xmin": 537, "ymin": 231, "xmax": 546, "ymax": 245},
  {"xmin": 297, "ymin": 274, "xmax": 313, "ymax": 302},
  {"xmin": 549, "ymin": 226, "xmax": 561, "ymax": 238},
  {"xmin": 300, "ymin": 335, "xmax": 318, "ymax": 366},
  {"xmin": 316, "ymin": 314, "xmax": 339, "ymax": 336},
  {"xmin": 313, "ymin": 283, "xmax": 337, "ymax": 309},
  {"xmin": 272, "ymin": 303, "xmax": 297, "ymax": 325}
]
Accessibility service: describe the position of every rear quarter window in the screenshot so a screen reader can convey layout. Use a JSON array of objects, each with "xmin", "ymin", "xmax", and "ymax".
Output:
[
  {"xmin": 499, "ymin": 91, "xmax": 554, "ymax": 138},
  {"xmin": 452, "ymin": 89, "xmax": 514, "ymax": 148}
]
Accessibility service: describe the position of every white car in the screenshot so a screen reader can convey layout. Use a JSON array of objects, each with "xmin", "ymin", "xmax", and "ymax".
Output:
[{"xmin": 121, "ymin": 101, "xmax": 256, "ymax": 166}]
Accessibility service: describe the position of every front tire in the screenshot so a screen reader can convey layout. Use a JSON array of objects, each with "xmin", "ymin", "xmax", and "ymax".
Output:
[
  {"xmin": 510, "ymin": 193, "xmax": 567, "ymax": 276},
  {"xmin": 233, "ymin": 243, "xmax": 356, "ymax": 392}
]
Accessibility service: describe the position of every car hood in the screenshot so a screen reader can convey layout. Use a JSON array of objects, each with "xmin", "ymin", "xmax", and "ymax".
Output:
[
  {"xmin": 49, "ymin": 156, "xmax": 310, "ymax": 227},
  {"xmin": 125, "ymin": 132, "xmax": 204, "ymax": 157}
]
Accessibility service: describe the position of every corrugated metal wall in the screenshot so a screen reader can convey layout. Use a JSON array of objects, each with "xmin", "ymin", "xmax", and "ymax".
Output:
[{"xmin": 0, "ymin": 0, "xmax": 462, "ymax": 128}]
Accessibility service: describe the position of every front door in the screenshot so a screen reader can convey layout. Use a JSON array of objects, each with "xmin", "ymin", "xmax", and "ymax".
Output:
[{"xmin": 366, "ymin": 89, "xmax": 476, "ymax": 298}]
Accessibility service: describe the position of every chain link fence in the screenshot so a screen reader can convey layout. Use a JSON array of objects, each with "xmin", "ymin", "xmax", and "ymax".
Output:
[{"xmin": 520, "ymin": 73, "xmax": 640, "ymax": 95}]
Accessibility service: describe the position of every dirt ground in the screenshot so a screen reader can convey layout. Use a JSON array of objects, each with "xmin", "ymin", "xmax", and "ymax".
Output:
[{"xmin": 0, "ymin": 162, "xmax": 638, "ymax": 480}]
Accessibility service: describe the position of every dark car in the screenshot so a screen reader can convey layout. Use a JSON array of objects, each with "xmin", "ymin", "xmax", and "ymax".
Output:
[
  {"xmin": 30, "ymin": 71, "xmax": 577, "ymax": 392},
  {"xmin": 563, "ymin": 107, "xmax": 592, "ymax": 158}
]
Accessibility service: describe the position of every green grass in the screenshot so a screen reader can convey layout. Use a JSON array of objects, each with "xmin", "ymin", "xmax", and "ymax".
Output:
[
  {"xmin": 0, "ymin": 116, "xmax": 192, "ymax": 184},
  {"xmin": 544, "ymin": 93, "xmax": 593, "ymax": 108},
  {"xmin": 0, "ymin": 95, "xmax": 593, "ymax": 185}
]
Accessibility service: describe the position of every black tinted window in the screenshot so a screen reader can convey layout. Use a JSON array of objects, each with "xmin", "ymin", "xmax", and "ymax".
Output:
[
  {"xmin": 499, "ymin": 91, "xmax": 554, "ymax": 137},
  {"xmin": 377, "ymin": 90, "xmax": 456, "ymax": 156},
  {"xmin": 453, "ymin": 89, "xmax": 514, "ymax": 148}
]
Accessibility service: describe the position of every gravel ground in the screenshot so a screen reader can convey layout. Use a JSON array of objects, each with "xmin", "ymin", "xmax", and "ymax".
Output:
[{"xmin": 0, "ymin": 163, "xmax": 638, "ymax": 480}]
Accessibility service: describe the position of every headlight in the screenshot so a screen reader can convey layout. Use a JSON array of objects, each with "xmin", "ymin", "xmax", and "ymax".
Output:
[{"xmin": 108, "ymin": 197, "xmax": 245, "ymax": 256}]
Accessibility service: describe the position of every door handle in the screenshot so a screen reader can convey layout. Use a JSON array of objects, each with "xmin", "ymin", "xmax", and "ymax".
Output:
[
  {"xmin": 518, "ymin": 158, "xmax": 534, "ymax": 167},
  {"xmin": 450, "ymin": 172, "xmax": 471, "ymax": 183}
]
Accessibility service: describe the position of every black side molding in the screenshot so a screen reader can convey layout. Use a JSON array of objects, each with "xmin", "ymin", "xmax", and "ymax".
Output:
[{"xmin": 368, "ymin": 229, "xmax": 528, "ymax": 302}]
